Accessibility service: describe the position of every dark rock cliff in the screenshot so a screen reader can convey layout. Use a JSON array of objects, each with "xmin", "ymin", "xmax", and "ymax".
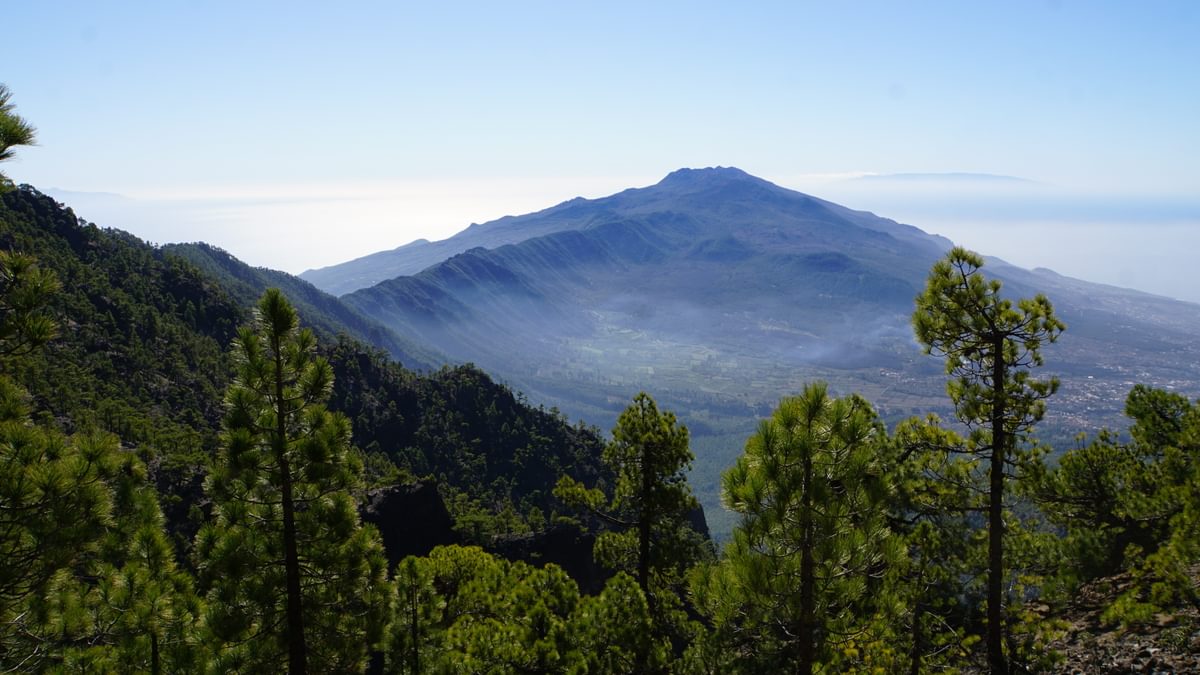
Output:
[{"xmin": 361, "ymin": 480, "xmax": 459, "ymax": 568}]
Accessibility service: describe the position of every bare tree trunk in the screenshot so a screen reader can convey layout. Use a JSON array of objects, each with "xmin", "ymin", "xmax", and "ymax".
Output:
[
  {"xmin": 636, "ymin": 440, "xmax": 654, "ymax": 673},
  {"xmin": 638, "ymin": 440, "xmax": 652, "ymax": 601}
]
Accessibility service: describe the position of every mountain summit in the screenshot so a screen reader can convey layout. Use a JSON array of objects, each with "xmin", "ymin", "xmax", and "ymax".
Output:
[
  {"xmin": 655, "ymin": 165, "xmax": 766, "ymax": 188},
  {"xmin": 301, "ymin": 167, "xmax": 947, "ymax": 295}
]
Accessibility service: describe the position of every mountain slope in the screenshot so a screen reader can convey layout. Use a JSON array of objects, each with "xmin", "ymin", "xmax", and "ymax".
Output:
[
  {"xmin": 300, "ymin": 193, "xmax": 633, "ymax": 295},
  {"xmin": 334, "ymin": 168, "xmax": 1200, "ymax": 534},
  {"xmin": 302, "ymin": 166, "xmax": 951, "ymax": 296},
  {"xmin": 164, "ymin": 242, "xmax": 445, "ymax": 371},
  {"xmin": 0, "ymin": 186, "xmax": 608, "ymax": 547}
]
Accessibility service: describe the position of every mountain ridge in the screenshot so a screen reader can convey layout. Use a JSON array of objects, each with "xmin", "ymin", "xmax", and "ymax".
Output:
[
  {"xmin": 164, "ymin": 241, "xmax": 445, "ymax": 370},
  {"xmin": 323, "ymin": 168, "xmax": 1200, "ymax": 535},
  {"xmin": 301, "ymin": 167, "xmax": 954, "ymax": 295},
  {"xmin": 0, "ymin": 184, "xmax": 615, "ymax": 551}
]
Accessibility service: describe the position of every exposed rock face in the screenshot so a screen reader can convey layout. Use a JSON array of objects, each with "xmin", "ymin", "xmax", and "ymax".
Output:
[
  {"xmin": 360, "ymin": 479, "xmax": 605, "ymax": 588},
  {"xmin": 686, "ymin": 504, "xmax": 711, "ymax": 542},
  {"xmin": 360, "ymin": 480, "xmax": 458, "ymax": 568},
  {"xmin": 490, "ymin": 524, "xmax": 609, "ymax": 595},
  {"xmin": 492, "ymin": 505, "xmax": 713, "ymax": 595}
]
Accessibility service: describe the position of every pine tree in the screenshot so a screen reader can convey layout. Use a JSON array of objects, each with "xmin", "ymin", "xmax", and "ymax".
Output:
[
  {"xmin": 47, "ymin": 451, "xmax": 207, "ymax": 673},
  {"xmin": 573, "ymin": 572, "xmax": 665, "ymax": 674},
  {"xmin": 889, "ymin": 415, "xmax": 982, "ymax": 673},
  {"xmin": 388, "ymin": 556, "xmax": 440, "ymax": 675},
  {"xmin": 0, "ymin": 250, "xmax": 58, "ymax": 359},
  {"xmin": 0, "ymin": 252, "xmax": 123, "ymax": 669},
  {"xmin": 0, "ymin": 84, "xmax": 36, "ymax": 191},
  {"xmin": 1116, "ymin": 386, "xmax": 1200, "ymax": 621},
  {"xmin": 554, "ymin": 392, "xmax": 709, "ymax": 658},
  {"xmin": 698, "ymin": 382, "xmax": 898, "ymax": 674},
  {"xmin": 913, "ymin": 246, "xmax": 1064, "ymax": 673},
  {"xmin": 0, "ymin": 407, "xmax": 120, "ymax": 669},
  {"xmin": 198, "ymin": 289, "xmax": 389, "ymax": 673},
  {"xmin": 1032, "ymin": 385, "xmax": 1200, "ymax": 623}
]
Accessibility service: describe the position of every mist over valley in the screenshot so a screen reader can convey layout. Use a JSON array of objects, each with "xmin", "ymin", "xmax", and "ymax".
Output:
[{"xmin": 297, "ymin": 168, "xmax": 1200, "ymax": 533}]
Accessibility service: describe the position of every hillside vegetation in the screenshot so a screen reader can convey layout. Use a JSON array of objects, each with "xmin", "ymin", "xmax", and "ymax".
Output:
[
  {"xmin": 0, "ymin": 186, "xmax": 607, "ymax": 546},
  {"xmin": 3, "ymin": 184, "xmax": 1198, "ymax": 672}
]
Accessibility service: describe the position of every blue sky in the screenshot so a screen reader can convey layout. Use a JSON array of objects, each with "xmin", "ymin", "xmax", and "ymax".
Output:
[{"xmin": 4, "ymin": 2, "xmax": 1198, "ymax": 297}]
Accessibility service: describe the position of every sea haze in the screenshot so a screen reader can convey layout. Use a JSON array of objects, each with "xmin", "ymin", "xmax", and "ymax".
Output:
[
  {"xmin": 46, "ymin": 171, "xmax": 1200, "ymax": 304},
  {"xmin": 801, "ymin": 173, "xmax": 1200, "ymax": 304}
]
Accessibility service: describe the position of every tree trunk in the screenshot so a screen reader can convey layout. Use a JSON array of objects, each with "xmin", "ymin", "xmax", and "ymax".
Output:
[
  {"xmin": 410, "ymin": 577, "xmax": 420, "ymax": 674},
  {"xmin": 150, "ymin": 631, "xmax": 160, "ymax": 675},
  {"xmin": 638, "ymin": 441, "xmax": 652, "ymax": 601},
  {"xmin": 632, "ymin": 439, "xmax": 654, "ymax": 673},
  {"xmin": 909, "ymin": 597, "xmax": 924, "ymax": 675},
  {"xmin": 799, "ymin": 444, "xmax": 815, "ymax": 675},
  {"xmin": 988, "ymin": 339, "xmax": 1008, "ymax": 675},
  {"xmin": 276, "ymin": 342, "xmax": 308, "ymax": 675}
]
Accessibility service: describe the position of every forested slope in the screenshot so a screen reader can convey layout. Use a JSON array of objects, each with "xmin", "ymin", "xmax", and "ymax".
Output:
[
  {"xmin": 0, "ymin": 186, "xmax": 608, "ymax": 545},
  {"xmin": 3, "ymin": 184, "xmax": 1198, "ymax": 673},
  {"xmin": 164, "ymin": 241, "xmax": 445, "ymax": 371}
]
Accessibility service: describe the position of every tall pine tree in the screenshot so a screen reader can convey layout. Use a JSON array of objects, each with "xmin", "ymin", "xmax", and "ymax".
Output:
[
  {"xmin": 198, "ymin": 289, "xmax": 389, "ymax": 673},
  {"xmin": 913, "ymin": 247, "xmax": 1064, "ymax": 673},
  {"xmin": 697, "ymin": 383, "xmax": 898, "ymax": 674},
  {"xmin": 554, "ymin": 392, "xmax": 709, "ymax": 662}
]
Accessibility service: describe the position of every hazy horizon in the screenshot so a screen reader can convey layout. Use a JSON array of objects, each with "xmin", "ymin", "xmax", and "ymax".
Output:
[
  {"xmin": 5, "ymin": 2, "xmax": 1197, "ymax": 300},
  {"xmin": 40, "ymin": 171, "xmax": 1200, "ymax": 305}
]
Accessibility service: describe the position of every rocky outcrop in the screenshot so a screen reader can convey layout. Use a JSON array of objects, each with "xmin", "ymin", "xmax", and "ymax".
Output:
[
  {"xmin": 361, "ymin": 480, "xmax": 458, "ymax": 568},
  {"xmin": 491, "ymin": 504, "xmax": 713, "ymax": 595},
  {"xmin": 360, "ymin": 480, "xmax": 608, "ymax": 592},
  {"xmin": 490, "ymin": 524, "xmax": 610, "ymax": 595},
  {"xmin": 686, "ymin": 504, "xmax": 711, "ymax": 542},
  {"xmin": 1048, "ymin": 570, "xmax": 1200, "ymax": 674}
]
